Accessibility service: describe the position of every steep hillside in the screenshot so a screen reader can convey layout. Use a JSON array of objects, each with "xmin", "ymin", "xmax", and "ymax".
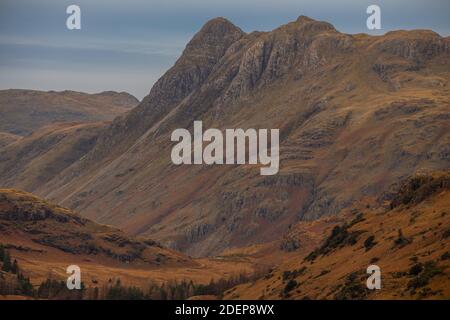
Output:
[
  {"xmin": 1, "ymin": 17, "xmax": 449, "ymax": 257},
  {"xmin": 0, "ymin": 89, "xmax": 138, "ymax": 136},
  {"xmin": 223, "ymin": 172, "xmax": 450, "ymax": 299},
  {"xmin": 0, "ymin": 189, "xmax": 255, "ymax": 289},
  {"xmin": 0, "ymin": 122, "xmax": 103, "ymax": 191},
  {"xmin": 0, "ymin": 132, "xmax": 21, "ymax": 149}
]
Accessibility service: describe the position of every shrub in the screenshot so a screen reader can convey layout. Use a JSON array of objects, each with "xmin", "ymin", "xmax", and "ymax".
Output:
[
  {"xmin": 282, "ymin": 267, "xmax": 307, "ymax": 281},
  {"xmin": 394, "ymin": 229, "xmax": 411, "ymax": 247},
  {"xmin": 283, "ymin": 280, "xmax": 297, "ymax": 295},
  {"xmin": 305, "ymin": 225, "xmax": 363, "ymax": 261},
  {"xmin": 349, "ymin": 213, "xmax": 365, "ymax": 227},
  {"xmin": 408, "ymin": 263, "xmax": 423, "ymax": 276},
  {"xmin": 441, "ymin": 252, "xmax": 450, "ymax": 260},
  {"xmin": 370, "ymin": 257, "xmax": 379, "ymax": 264},
  {"xmin": 363, "ymin": 235, "xmax": 376, "ymax": 251},
  {"xmin": 334, "ymin": 272, "xmax": 368, "ymax": 300},
  {"xmin": 443, "ymin": 229, "xmax": 450, "ymax": 239},
  {"xmin": 407, "ymin": 261, "xmax": 443, "ymax": 290}
]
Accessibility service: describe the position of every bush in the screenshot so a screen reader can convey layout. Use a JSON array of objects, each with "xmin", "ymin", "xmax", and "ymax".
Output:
[
  {"xmin": 363, "ymin": 235, "xmax": 376, "ymax": 251},
  {"xmin": 409, "ymin": 263, "xmax": 423, "ymax": 276},
  {"xmin": 441, "ymin": 252, "xmax": 450, "ymax": 260},
  {"xmin": 443, "ymin": 229, "xmax": 450, "ymax": 239},
  {"xmin": 349, "ymin": 213, "xmax": 365, "ymax": 226},
  {"xmin": 407, "ymin": 261, "xmax": 443, "ymax": 290},
  {"xmin": 283, "ymin": 280, "xmax": 297, "ymax": 295},
  {"xmin": 282, "ymin": 267, "xmax": 307, "ymax": 281},
  {"xmin": 334, "ymin": 272, "xmax": 368, "ymax": 300},
  {"xmin": 394, "ymin": 229, "xmax": 411, "ymax": 247},
  {"xmin": 305, "ymin": 225, "xmax": 363, "ymax": 261}
]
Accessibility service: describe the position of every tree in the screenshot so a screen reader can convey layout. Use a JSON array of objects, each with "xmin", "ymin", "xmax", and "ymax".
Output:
[
  {"xmin": 18, "ymin": 274, "xmax": 34, "ymax": 296},
  {"xmin": 2, "ymin": 251, "xmax": 12, "ymax": 272},
  {"xmin": 92, "ymin": 287, "xmax": 99, "ymax": 300},
  {"xmin": 11, "ymin": 259, "xmax": 19, "ymax": 274},
  {"xmin": 0, "ymin": 244, "xmax": 5, "ymax": 260}
]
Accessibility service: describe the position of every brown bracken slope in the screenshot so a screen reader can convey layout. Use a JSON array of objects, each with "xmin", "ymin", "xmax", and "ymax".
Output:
[{"xmin": 223, "ymin": 172, "xmax": 450, "ymax": 300}]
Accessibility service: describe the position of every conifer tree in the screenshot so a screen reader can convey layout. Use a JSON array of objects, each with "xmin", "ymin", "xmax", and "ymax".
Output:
[
  {"xmin": 1, "ymin": 251, "xmax": 12, "ymax": 272},
  {"xmin": 0, "ymin": 244, "xmax": 5, "ymax": 261},
  {"xmin": 11, "ymin": 259, "xmax": 19, "ymax": 274}
]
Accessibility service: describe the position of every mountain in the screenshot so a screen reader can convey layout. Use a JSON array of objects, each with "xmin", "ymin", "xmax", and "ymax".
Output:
[
  {"xmin": 0, "ymin": 16, "xmax": 449, "ymax": 258},
  {"xmin": 223, "ymin": 171, "xmax": 450, "ymax": 299},
  {"xmin": 0, "ymin": 89, "xmax": 139, "ymax": 136},
  {"xmin": 0, "ymin": 189, "xmax": 255, "ymax": 289}
]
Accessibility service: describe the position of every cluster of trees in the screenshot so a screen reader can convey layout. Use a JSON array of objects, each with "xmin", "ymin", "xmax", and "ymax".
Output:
[
  {"xmin": 0, "ymin": 244, "xmax": 34, "ymax": 296},
  {"xmin": 192, "ymin": 273, "xmax": 259, "ymax": 297},
  {"xmin": 103, "ymin": 279, "xmax": 147, "ymax": 300},
  {"xmin": 1, "ymin": 242, "xmax": 268, "ymax": 300},
  {"xmin": 0, "ymin": 244, "xmax": 87, "ymax": 299},
  {"xmin": 100, "ymin": 271, "xmax": 263, "ymax": 300},
  {"xmin": 36, "ymin": 278, "xmax": 86, "ymax": 299},
  {"xmin": 1, "ymin": 268, "xmax": 265, "ymax": 300},
  {"xmin": 1, "ymin": 244, "xmax": 17, "ymax": 273},
  {"xmin": 32, "ymin": 269, "xmax": 264, "ymax": 300}
]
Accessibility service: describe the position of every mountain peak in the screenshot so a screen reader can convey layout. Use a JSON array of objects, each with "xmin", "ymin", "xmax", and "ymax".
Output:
[
  {"xmin": 296, "ymin": 15, "xmax": 315, "ymax": 24},
  {"xmin": 182, "ymin": 17, "xmax": 244, "ymax": 60},
  {"xmin": 203, "ymin": 17, "xmax": 238, "ymax": 28},
  {"xmin": 292, "ymin": 15, "xmax": 335, "ymax": 32},
  {"xmin": 194, "ymin": 16, "xmax": 244, "ymax": 40}
]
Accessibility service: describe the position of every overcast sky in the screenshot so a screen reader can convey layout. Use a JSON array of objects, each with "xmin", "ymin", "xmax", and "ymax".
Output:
[{"xmin": 0, "ymin": 0, "xmax": 449, "ymax": 100}]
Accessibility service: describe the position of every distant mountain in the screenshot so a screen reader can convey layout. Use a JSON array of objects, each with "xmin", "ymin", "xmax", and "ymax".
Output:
[
  {"xmin": 0, "ymin": 89, "xmax": 139, "ymax": 136},
  {"xmin": 223, "ymin": 171, "xmax": 450, "ymax": 300},
  {"xmin": 0, "ymin": 16, "xmax": 449, "ymax": 258}
]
